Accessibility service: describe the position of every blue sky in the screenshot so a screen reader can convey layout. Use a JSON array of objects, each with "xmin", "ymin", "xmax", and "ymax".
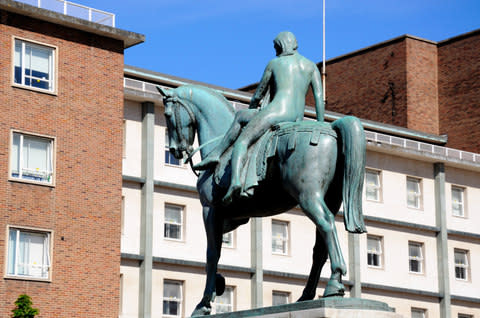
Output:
[{"xmin": 79, "ymin": 0, "xmax": 479, "ymax": 89}]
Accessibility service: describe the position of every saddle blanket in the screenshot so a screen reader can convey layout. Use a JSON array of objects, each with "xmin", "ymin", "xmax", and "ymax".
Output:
[{"xmin": 213, "ymin": 121, "xmax": 337, "ymax": 196}]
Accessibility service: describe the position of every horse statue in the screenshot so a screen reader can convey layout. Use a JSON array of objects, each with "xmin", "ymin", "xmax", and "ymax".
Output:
[{"xmin": 157, "ymin": 84, "xmax": 367, "ymax": 316}]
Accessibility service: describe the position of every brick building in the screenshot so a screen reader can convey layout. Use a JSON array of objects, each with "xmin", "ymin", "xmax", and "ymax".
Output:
[{"xmin": 0, "ymin": 0, "xmax": 143, "ymax": 316}]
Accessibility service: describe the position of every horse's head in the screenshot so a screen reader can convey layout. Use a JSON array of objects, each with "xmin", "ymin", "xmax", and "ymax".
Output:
[{"xmin": 157, "ymin": 86, "xmax": 196, "ymax": 160}]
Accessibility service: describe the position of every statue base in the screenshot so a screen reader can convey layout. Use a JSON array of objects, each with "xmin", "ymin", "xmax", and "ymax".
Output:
[{"xmin": 206, "ymin": 298, "xmax": 404, "ymax": 318}]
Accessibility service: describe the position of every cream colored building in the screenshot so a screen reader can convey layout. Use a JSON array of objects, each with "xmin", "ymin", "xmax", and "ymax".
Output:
[{"xmin": 120, "ymin": 66, "xmax": 480, "ymax": 318}]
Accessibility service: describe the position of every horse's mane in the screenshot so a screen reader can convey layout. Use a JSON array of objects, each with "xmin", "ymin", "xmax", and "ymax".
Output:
[{"xmin": 174, "ymin": 85, "xmax": 235, "ymax": 114}]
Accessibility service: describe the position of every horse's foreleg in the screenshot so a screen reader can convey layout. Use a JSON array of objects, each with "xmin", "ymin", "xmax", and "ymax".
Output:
[
  {"xmin": 299, "ymin": 195, "xmax": 347, "ymax": 298},
  {"xmin": 192, "ymin": 207, "xmax": 223, "ymax": 316},
  {"xmin": 298, "ymin": 228, "xmax": 328, "ymax": 301}
]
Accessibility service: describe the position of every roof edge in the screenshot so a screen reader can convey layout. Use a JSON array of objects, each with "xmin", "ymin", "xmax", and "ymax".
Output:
[{"xmin": 0, "ymin": 0, "xmax": 145, "ymax": 48}]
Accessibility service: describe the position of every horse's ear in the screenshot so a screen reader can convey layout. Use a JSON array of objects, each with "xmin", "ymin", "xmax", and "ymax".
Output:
[{"xmin": 156, "ymin": 86, "xmax": 171, "ymax": 97}]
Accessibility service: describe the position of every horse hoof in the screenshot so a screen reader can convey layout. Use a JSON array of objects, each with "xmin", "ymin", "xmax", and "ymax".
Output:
[
  {"xmin": 216, "ymin": 273, "xmax": 226, "ymax": 296},
  {"xmin": 191, "ymin": 306, "xmax": 211, "ymax": 316},
  {"xmin": 323, "ymin": 279, "xmax": 345, "ymax": 297}
]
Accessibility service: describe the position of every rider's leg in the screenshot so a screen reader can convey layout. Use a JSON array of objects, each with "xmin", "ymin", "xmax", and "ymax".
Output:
[
  {"xmin": 222, "ymin": 111, "xmax": 280, "ymax": 203},
  {"xmin": 194, "ymin": 109, "xmax": 257, "ymax": 170}
]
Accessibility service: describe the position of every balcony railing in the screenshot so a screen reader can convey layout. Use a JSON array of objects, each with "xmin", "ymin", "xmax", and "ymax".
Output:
[{"xmin": 16, "ymin": 0, "xmax": 115, "ymax": 27}]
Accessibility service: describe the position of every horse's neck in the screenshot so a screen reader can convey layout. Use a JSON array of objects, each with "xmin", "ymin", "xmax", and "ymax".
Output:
[{"xmin": 191, "ymin": 98, "xmax": 233, "ymax": 159}]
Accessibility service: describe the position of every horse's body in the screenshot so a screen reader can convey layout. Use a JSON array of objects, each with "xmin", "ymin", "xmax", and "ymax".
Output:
[{"xmin": 158, "ymin": 85, "xmax": 366, "ymax": 316}]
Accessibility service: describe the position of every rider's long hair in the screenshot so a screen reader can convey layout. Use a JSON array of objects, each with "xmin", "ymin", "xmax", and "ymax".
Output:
[{"xmin": 274, "ymin": 31, "xmax": 298, "ymax": 56}]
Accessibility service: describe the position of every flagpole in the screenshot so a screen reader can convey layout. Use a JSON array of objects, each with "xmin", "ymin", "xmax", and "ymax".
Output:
[{"xmin": 322, "ymin": 0, "xmax": 326, "ymax": 105}]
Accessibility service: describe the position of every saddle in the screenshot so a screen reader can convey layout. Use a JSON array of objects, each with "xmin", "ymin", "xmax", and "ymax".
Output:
[{"xmin": 213, "ymin": 121, "xmax": 337, "ymax": 196}]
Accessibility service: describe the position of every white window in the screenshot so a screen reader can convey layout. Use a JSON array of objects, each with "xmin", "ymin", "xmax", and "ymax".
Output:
[
  {"xmin": 411, "ymin": 308, "xmax": 426, "ymax": 318},
  {"xmin": 222, "ymin": 231, "xmax": 234, "ymax": 248},
  {"xmin": 454, "ymin": 249, "xmax": 469, "ymax": 281},
  {"xmin": 10, "ymin": 132, "xmax": 54, "ymax": 184},
  {"xmin": 165, "ymin": 132, "xmax": 181, "ymax": 166},
  {"xmin": 451, "ymin": 186, "xmax": 465, "ymax": 217},
  {"xmin": 407, "ymin": 177, "xmax": 422, "ymax": 209},
  {"xmin": 164, "ymin": 204, "xmax": 183, "ymax": 240},
  {"xmin": 408, "ymin": 242, "xmax": 424, "ymax": 274},
  {"xmin": 272, "ymin": 291, "xmax": 290, "ymax": 306},
  {"xmin": 365, "ymin": 169, "xmax": 381, "ymax": 201},
  {"xmin": 163, "ymin": 280, "xmax": 182, "ymax": 317},
  {"xmin": 367, "ymin": 235, "xmax": 383, "ymax": 268},
  {"xmin": 7, "ymin": 227, "xmax": 51, "ymax": 280},
  {"xmin": 213, "ymin": 286, "xmax": 234, "ymax": 314},
  {"xmin": 272, "ymin": 220, "xmax": 289, "ymax": 255},
  {"xmin": 14, "ymin": 39, "xmax": 55, "ymax": 92}
]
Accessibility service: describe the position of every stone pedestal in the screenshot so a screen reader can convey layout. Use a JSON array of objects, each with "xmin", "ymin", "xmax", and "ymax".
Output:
[{"xmin": 206, "ymin": 298, "xmax": 404, "ymax": 318}]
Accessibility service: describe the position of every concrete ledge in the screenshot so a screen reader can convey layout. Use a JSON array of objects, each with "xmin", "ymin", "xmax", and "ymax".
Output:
[
  {"xmin": 0, "ymin": 0, "xmax": 144, "ymax": 48},
  {"xmin": 206, "ymin": 298, "xmax": 402, "ymax": 318}
]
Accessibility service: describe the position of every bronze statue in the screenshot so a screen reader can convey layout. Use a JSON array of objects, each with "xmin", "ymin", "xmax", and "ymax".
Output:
[{"xmin": 157, "ymin": 31, "xmax": 366, "ymax": 317}]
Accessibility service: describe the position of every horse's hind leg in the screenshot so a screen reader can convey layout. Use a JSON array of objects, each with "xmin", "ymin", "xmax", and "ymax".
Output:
[
  {"xmin": 297, "ymin": 228, "xmax": 328, "ymax": 301},
  {"xmin": 192, "ymin": 206, "xmax": 223, "ymax": 316},
  {"xmin": 299, "ymin": 194, "xmax": 347, "ymax": 297}
]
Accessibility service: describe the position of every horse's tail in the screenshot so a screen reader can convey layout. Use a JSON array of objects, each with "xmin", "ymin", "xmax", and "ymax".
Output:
[{"xmin": 332, "ymin": 116, "xmax": 367, "ymax": 233}]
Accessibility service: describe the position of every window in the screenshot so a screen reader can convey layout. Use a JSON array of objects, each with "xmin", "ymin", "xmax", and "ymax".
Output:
[
  {"xmin": 407, "ymin": 177, "xmax": 422, "ymax": 209},
  {"xmin": 222, "ymin": 231, "xmax": 234, "ymax": 248},
  {"xmin": 367, "ymin": 235, "xmax": 383, "ymax": 268},
  {"xmin": 213, "ymin": 286, "xmax": 234, "ymax": 314},
  {"xmin": 454, "ymin": 249, "xmax": 469, "ymax": 281},
  {"xmin": 272, "ymin": 220, "xmax": 289, "ymax": 255},
  {"xmin": 14, "ymin": 39, "xmax": 55, "ymax": 92},
  {"xmin": 458, "ymin": 314, "xmax": 473, "ymax": 318},
  {"xmin": 165, "ymin": 132, "xmax": 181, "ymax": 166},
  {"xmin": 164, "ymin": 204, "xmax": 183, "ymax": 240},
  {"xmin": 7, "ymin": 227, "xmax": 51, "ymax": 280},
  {"xmin": 10, "ymin": 132, "xmax": 54, "ymax": 184},
  {"xmin": 408, "ymin": 242, "xmax": 424, "ymax": 274},
  {"xmin": 121, "ymin": 196, "xmax": 125, "ymax": 236},
  {"xmin": 451, "ymin": 186, "xmax": 465, "ymax": 217},
  {"xmin": 365, "ymin": 169, "xmax": 381, "ymax": 201},
  {"xmin": 411, "ymin": 308, "xmax": 426, "ymax": 318},
  {"xmin": 272, "ymin": 291, "xmax": 290, "ymax": 306},
  {"xmin": 163, "ymin": 280, "xmax": 182, "ymax": 317}
]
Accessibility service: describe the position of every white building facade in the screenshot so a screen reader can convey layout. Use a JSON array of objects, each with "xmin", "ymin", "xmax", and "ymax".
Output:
[{"xmin": 120, "ymin": 66, "xmax": 480, "ymax": 318}]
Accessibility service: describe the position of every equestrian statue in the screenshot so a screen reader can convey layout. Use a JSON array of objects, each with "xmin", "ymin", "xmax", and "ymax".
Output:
[{"xmin": 157, "ymin": 31, "xmax": 367, "ymax": 316}]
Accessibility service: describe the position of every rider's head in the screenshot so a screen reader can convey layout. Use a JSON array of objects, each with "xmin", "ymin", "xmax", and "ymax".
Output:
[{"xmin": 273, "ymin": 31, "xmax": 298, "ymax": 56}]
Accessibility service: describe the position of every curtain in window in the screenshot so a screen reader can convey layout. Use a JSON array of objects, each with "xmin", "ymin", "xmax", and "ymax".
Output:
[
  {"xmin": 11, "ymin": 134, "xmax": 20, "ymax": 175},
  {"xmin": 7, "ymin": 229, "xmax": 17, "ymax": 275}
]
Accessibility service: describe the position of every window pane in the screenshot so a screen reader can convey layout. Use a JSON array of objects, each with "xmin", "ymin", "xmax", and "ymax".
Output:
[
  {"xmin": 366, "ymin": 170, "xmax": 380, "ymax": 201},
  {"xmin": 411, "ymin": 308, "xmax": 426, "ymax": 318},
  {"xmin": 163, "ymin": 281, "xmax": 182, "ymax": 316},
  {"xmin": 165, "ymin": 132, "xmax": 180, "ymax": 166},
  {"xmin": 367, "ymin": 237, "xmax": 381, "ymax": 253},
  {"xmin": 7, "ymin": 229, "xmax": 17, "ymax": 275},
  {"xmin": 409, "ymin": 244, "xmax": 421, "ymax": 258},
  {"xmin": 8, "ymin": 229, "xmax": 49, "ymax": 279},
  {"xmin": 222, "ymin": 232, "xmax": 233, "ymax": 246},
  {"xmin": 272, "ymin": 221, "xmax": 288, "ymax": 254},
  {"xmin": 407, "ymin": 178, "xmax": 421, "ymax": 208},
  {"xmin": 14, "ymin": 41, "xmax": 22, "ymax": 84},
  {"xmin": 11, "ymin": 133, "xmax": 20, "ymax": 175},
  {"xmin": 452, "ymin": 187, "xmax": 464, "ymax": 216},
  {"xmin": 272, "ymin": 292, "xmax": 289, "ymax": 306},
  {"xmin": 165, "ymin": 206, "xmax": 181, "ymax": 223},
  {"xmin": 214, "ymin": 287, "xmax": 233, "ymax": 313},
  {"xmin": 14, "ymin": 39, "xmax": 54, "ymax": 91}
]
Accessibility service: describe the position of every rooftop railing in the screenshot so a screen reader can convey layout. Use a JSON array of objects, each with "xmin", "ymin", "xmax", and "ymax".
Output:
[
  {"xmin": 16, "ymin": 0, "xmax": 115, "ymax": 27},
  {"xmin": 124, "ymin": 77, "xmax": 480, "ymax": 166}
]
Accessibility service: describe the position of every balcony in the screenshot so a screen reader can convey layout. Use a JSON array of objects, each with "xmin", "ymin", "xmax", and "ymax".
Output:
[{"xmin": 15, "ymin": 0, "xmax": 115, "ymax": 27}]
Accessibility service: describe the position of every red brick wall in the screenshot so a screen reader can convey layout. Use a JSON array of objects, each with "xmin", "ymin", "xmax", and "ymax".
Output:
[
  {"xmin": 307, "ymin": 39, "xmax": 409, "ymax": 127},
  {"xmin": 0, "ymin": 12, "xmax": 123, "ymax": 317},
  {"xmin": 405, "ymin": 38, "xmax": 439, "ymax": 135},
  {"xmin": 438, "ymin": 31, "xmax": 480, "ymax": 152}
]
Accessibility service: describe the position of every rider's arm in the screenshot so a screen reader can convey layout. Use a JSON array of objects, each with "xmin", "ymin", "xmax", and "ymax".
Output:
[
  {"xmin": 311, "ymin": 66, "xmax": 324, "ymax": 122},
  {"xmin": 249, "ymin": 62, "xmax": 273, "ymax": 109}
]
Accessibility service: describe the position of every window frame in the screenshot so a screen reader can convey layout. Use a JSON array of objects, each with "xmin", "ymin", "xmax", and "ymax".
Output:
[
  {"xmin": 212, "ymin": 286, "xmax": 235, "ymax": 314},
  {"xmin": 5, "ymin": 225, "xmax": 53, "ymax": 282},
  {"xmin": 271, "ymin": 220, "xmax": 289, "ymax": 256},
  {"xmin": 406, "ymin": 176, "xmax": 423, "ymax": 210},
  {"xmin": 272, "ymin": 290, "xmax": 291, "ymax": 306},
  {"xmin": 162, "ymin": 279, "xmax": 183, "ymax": 317},
  {"xmin": 367, "ymin": 235, "xmax": 383, "ymax": 269},
  {"xmin": 451, "ymin": 186, "xmax": 466, "ymax": 218},
  {"xmin": 411, "ymin": 307, "xmax": 427, "ymax": 318},
  {"xmin": 9, "ymin": 130, "xmax": 56, "ymax": 187},
  {"xmin": 365, "ymin": 168, "xmax": 382, "ymax": 202},
  {"xmin": 222, "ymin": 231, "xmax": 235, "ymax": 248},
  {"xmin": 408, "ymin": 241, "xmax": 424, "ymax": 274},
  {"xmin": 12, "ymin": 37, "xmax": 58, "ymax": 95},
  {"xmin": 163, "ymin": 204, "xmax": 184, "ymax": 241},
  {"xmin": 454, "ymin": 249, "xmax": 470, "ymax": 281}
]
